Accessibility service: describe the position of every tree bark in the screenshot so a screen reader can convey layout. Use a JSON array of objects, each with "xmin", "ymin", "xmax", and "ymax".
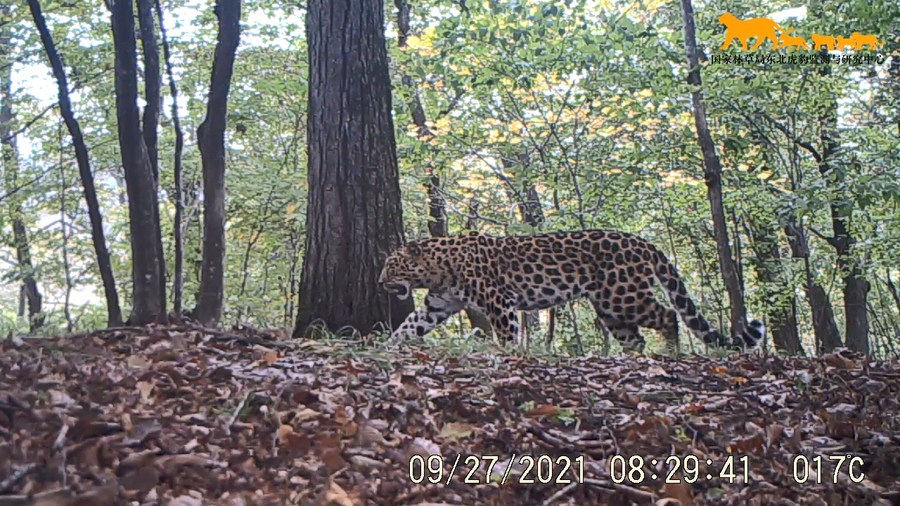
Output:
[
  {"xmin": 28, "ymin": 0, "xmax": 123, "ymax": 326},
  {"xmin": 155, "ymin": 0, "xmax": 186, "ymax": 315},
  {"xmin": 680, "ymin": 0, "xmax": 747, "ymax": 337},
  {"xmin": 137, "ymin": 0, "xmax": 167, "ymax": 314},
  {"xmin": 193, "ymin": 0, "xmax": 241, "ymax": 326},
  {"xmin": 294, "ymin": 0, "xmax": 414, "ymax": 337},
  {"xmin": 111, "ymin": 0, "xmax": 166, "ymax": 325}
]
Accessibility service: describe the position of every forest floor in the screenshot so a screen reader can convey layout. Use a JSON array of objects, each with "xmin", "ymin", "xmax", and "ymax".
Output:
[{"xmin": 1, "ymin": 325, "xmax": 899, "ymax": 506}]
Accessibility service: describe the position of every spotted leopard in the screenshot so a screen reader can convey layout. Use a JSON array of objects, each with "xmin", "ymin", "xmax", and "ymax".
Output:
[{"xmin": 378, "ymin": 230, "xmax": 765, "ymax": 352}]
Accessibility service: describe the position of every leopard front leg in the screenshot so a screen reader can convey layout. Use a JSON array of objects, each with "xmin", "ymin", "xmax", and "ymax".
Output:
[{"xmin": 390, "ymin": 291, "xmax": 464, "ymax": 341}]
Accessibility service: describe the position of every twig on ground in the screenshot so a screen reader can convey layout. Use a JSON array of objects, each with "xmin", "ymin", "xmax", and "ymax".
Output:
[
  {"xmin": 225, "ymin": 390, "xmax": 253, "ymax": 436},
  {"xmin": 543, "ymin": 482, "xmax": 577, "ymax": 505},
  {"xmin": 0, "ymin": 464, "xmax": 38, "ymax": 494}
]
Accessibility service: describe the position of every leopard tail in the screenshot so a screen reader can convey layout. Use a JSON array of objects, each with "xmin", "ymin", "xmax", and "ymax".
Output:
[{"xmin": 651, "ymin": 247, "xmax": 765, "ymax": 349}]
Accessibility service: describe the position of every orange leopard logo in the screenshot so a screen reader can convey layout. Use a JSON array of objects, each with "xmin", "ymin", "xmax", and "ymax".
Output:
[
  {"xmin": 834, "ymin": 35, "xmax": 855, "ymax": 51},
  {"xmin": 777, "ymin": 28, "xmax": 809, "ymax": 51},
  {"xmin": 847, "ymin": 32, "xmax": 884, "ymax": 50},
  {"xmin": 719, "ymin": 12, "xmax": 784, "ymax": 51},
  {"xmin": 810, "ymin": 33, "xmax": 838, "ymax": 50},
  {"xmin": 719, "ymin": 13, "xmax": 885, "ymax": 54}
]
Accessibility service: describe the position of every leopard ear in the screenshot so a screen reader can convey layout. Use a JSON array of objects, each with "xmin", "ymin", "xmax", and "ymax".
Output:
[{"xmin": 406, "ymin": 241, "xmax": 422, "ymax": 257}]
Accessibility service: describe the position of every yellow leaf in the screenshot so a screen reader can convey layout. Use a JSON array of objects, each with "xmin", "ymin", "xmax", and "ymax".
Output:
[{"xmin": 429, "ymin": 116, "xmax": 451, "ymax": 136}]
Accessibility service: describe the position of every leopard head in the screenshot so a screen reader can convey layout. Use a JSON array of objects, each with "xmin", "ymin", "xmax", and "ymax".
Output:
[{"xmin": 378, "ymin": 241, "xmax": 443, "ymax": 300}]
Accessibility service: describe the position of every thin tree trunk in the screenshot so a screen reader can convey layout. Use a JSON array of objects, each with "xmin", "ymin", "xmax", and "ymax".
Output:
[
  {"xmin": 27, "ymin": 0, "xmax": 122, "ymax": 326},
  {"xmin": 59, "ymin": 123, "xmax": 73, "ymax": 333},
  {"xmin": 744, "ymin": 130, "xmax": 801, "ymax": 353},
  {"xmin": 137, "ymin": 0, "xmax": 167, "ymax": 314},
  {"xmin": 295, "ymin": 0, "xmax": 414, "ymax": 337},
  {"xmin": 194, "ymin": 0, "xmax": 242, "ymax": 326},
  {"xmin": 816, "ymin": 58, "xmax": 869, "ymax": 354},
  {"xmin": 111, "ymin": 0, "xmax": 166, "ymax": 325},
  {"xmin": 680, "ymin": 0, "xmax": 747, "ymax": 337},
  {"xmin": 784, "ymin": 220, "xmax": 842, "ymax": 352},
  {"xmin": 461, "ymin": 199, "xmax": 494, "ymax": 336},
  {"xmin": 395, "ymin": 0, "xmax": 490, "ymax": 336},
  {"xmin": 746, "ymin": 220, "xmax": 802, "ymax": 353},
  {"xmin": 155, "ymin": 0, "xmax": 186, "ymax": 316},
  {"xmin": 1, "ymin": 25, "xmax": 43, "ymax": 332}
]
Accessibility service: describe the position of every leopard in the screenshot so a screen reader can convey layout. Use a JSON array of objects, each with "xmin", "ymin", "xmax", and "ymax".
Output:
[{"xmin": 378, "ymin": 230, "xmax": 765, "ymax": 353}]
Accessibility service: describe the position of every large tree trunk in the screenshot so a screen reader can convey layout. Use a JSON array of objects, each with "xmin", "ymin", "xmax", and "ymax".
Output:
[
  {"xmin": 194, "ymin": 0, "xmax": 241, "ymax": 326},
  {"xmin": 137, "ymin": 0, "xmax": 167, "ymax": 314},
  {"xmin": 28, "ymin": 0, "xmax": 122, "ymax": 326},
  {"xmin": 680, "ymin": 0, "xmax": 747, "ymax": 337},
  {"xmin": 155, "ymin": 0, "xmax": 186, "ymax": 316},
  {"xmin": 294, "ymin": 0, "xmax": 413, "ymax": 337},
  {"xmin": 111, "ymin": 0, "xmax": 166, "ymax": 325},
  {"xmin": 1, "ymin": 18, "xmax": 44, "ymax": 332}
]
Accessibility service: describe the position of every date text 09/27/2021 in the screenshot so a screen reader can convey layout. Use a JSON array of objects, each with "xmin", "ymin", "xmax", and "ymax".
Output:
[{"xmin": 408, "ymin": 454, "xmax": 867, "ymax": 486}]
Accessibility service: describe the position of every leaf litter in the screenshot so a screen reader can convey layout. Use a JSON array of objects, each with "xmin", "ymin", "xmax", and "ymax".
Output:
[{"xmin": 0, "ymin": 325, "xmax": 898, "ymax": 505}]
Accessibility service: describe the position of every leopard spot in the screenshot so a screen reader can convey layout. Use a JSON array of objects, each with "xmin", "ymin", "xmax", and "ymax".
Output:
[{"xmin": 685, "ymin": 298, "xmax": 697, "ymax": 314}]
